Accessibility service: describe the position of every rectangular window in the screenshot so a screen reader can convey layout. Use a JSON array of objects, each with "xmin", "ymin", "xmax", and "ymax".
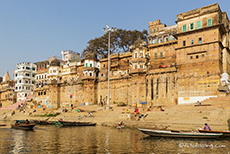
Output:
[
  {"xmin": 86, "ymin": 63, "xmax": 88, "ymax": 67},
  {"xmin": 154, "ymin": 53, "xmax": 157, "ymax": 59},
  {"xmin": 158, "ymin": 37, "xmax": 162, "ymax": 43},
  {"xmin": 182, "ymin": 25, "xmax": 187, "ymax": 32},
  {"xmin": 197, "ymin": 21, "xmax": 201, "ymax": 29},
  {"xmin": 169, "ymin": 34, "xmax": 175, "ymax": 41},
  {"xmin": 163, "ymin": 35, "xmax": 168, "ymax": 42},
  {"xmin": 199, "ymin": 38, "xmax": 202, "ymax": 43},
  {"xmin": 140, "ymin": 52, "xmax": 144, "ymax": 57},
  {"xmin": 191, "ymin": 39, "xmax": 194, "ymax": 45},
  {"xmin": 208, "ymin": 18, "xmax": 212, "ymax": 26},
  {"xmin": 149, "ymin": 38, "xmax": 152, "ymax": 45},
  {"xmin": 152, "ymin": 37, "xmax": 157, "ymax": 44},
  {"xmin": 160, "ymin": 52, "xmax": 163, "ymax": 58},
  {"xmin": 90, "ymin": 64, "xmax": 92, "ymax": 67},
  {"xmin": 183, "ymin": 41, "xmax": 186, "ymax": 46},
  {"xmin": 190, "ymin": 23, "xmax": 194, "ymax": 30}
]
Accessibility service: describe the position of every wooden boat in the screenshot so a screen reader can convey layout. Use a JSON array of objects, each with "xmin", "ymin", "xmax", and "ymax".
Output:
[
  {"xmin": 15, "ymin": 120, "xmax": 35, "ymax": 124},
  {"xmin": 59, "ymin": 120, "xmax": 96, "ymax": 127},
  {"xmin": 33, "ymin": 120, "xmax": 56, "ymax": 125},
  {"xmin": 198, "ymin": 129, "xmax": 230, "ymax": 137},
  {"xmin": 11, "ymin": 123, "xmax": 36, "ymax": 130},
  {"xmin": 138, "ymin": 128, "xmax": 223, "ymax": 139}
]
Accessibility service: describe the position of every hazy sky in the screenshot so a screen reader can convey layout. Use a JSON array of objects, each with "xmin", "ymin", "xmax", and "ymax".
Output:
[{"xmin": 0, "ymin": 0, "xmax": 229, "ymax": 77}]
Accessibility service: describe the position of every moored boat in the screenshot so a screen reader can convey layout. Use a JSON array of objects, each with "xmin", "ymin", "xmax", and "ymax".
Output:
[
  {"xmin": 11, "ymin": 123, "xmax": 36, "ymax": 130},
  {"xmin": 33, "ymin": 120, "xmax": 56, "ymax": 125},
  {"xmin": 138, "ymin": 128, "xmax": 223, "ymax": 139},
  {"xmin": 15, "ymin": 120, "xmax": 35, "ymax": 124},
  {"xmin": 198, "ymin": 129, "xmax": 230, "ymax": 137},
  {"xmin": 59, "ymin": 120, "xmax": 96, "ymax": 127}
]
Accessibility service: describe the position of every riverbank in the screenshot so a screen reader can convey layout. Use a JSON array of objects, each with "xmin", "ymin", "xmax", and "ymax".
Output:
[{"xmin": 0, "ymin": 96, "xmax": 230, "ymax": 131}]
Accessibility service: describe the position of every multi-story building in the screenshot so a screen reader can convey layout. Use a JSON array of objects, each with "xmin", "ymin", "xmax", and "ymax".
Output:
[
  {"xmin": 34, "ymin": 56, "xmax": 64, "ymax": 108},
  {"xmin": 14, "ymin": 62, "xmax": 36, "ymax": 102},
  {"xmin": 34, "ymin": 59, "xmax": 50, "ymax": 107},
  {"xmin": 175, "ymin": 3, "xmax": 229, "ymax": 104},
  {"xmin": 61, "ymin": 50, "xmax": 80, "ymax": 63},
  {"xmin": 32, "ymin": 3, "xmax": 230, "ymax": 109},
  {"xmin": 0, "ymin": 72, "xmax": 15, "ymax": 107}
]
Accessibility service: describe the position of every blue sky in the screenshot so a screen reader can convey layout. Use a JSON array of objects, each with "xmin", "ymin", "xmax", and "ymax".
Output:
[{"xmin": 0, "ymin": 0, "xmax": 229, "ymax": 77}]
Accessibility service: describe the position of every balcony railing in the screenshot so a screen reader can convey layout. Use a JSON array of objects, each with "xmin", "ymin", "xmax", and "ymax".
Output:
[
  {"xmin": 81, "ymin": 76, "xmax": 98, "ymax": 80},
  {"xmin": 82, "ymin": 67, "xmax": 98, "ymax": 71},
  {"xmin": 130, "ymin": 57, "xmax": 147, "ymax": 63},
  {"xmin": 111, "ymin": 62, "xmax": 119, "ymax": 67},
  {"xmin": 130, "ymin": 69, "xmax": 147, "ymax": 74}
]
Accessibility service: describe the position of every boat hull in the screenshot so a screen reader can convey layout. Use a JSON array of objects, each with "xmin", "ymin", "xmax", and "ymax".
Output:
[
  {"xmin": 33, "ymin": 120, "xmax": 56, "ymax": 125},
  {"xmin": 198, "ymin": 129, "xmax": 230, "ymax": 137},
  {"xmin": 59, "ymin": 121, "xmax": 96, "ymax": 127},
  {"xmin": 138, "ymin": 128, "xmax": 222, "ymax": 139},
  {"xmin": 11, "ymin": 124, "xmax": 36, "ymax": 130}
]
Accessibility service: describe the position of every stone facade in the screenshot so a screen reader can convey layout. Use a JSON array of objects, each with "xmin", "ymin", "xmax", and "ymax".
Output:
[
  {"xmin": 0, "ymin": 72, "xmax": 16, "ymax": 107},
  {"xmin": 32, "ymin": 3, "xmax": 230, "ymax": 109},
  {"xmin": 175, "ymin": 3, "xmax": 229, "ymax": 104}
]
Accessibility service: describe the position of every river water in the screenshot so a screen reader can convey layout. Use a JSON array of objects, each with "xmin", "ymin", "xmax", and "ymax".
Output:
[{"xmin": 0, "ymin": 124, "xmax": 229, "ymax": 154}]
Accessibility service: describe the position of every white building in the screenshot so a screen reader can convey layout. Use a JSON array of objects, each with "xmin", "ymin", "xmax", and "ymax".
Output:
[
  {"xmin": 14, "ymin": 62, "xmax": 36, "ymax": 101},
  {"xmin": 61, "ymin": 50, "xmax": 80, "ymax": 63}
]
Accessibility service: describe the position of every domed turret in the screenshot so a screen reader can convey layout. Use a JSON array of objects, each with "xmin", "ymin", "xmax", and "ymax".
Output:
[
  {"xmin": 50, "ymin": 59, "xmax": 60, "ymax": 67},
  {"xmin": 3, "ymin": 72, "xmax": 11, "ymax": 82}
]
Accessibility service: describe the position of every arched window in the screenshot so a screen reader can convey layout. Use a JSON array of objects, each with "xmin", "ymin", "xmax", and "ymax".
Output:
[
  {"xmin": 134, "ymin": 52, "xmax": 138, "ymax": 58},
  {"xmin": 140, "ymin": 52, "xmax": 144, "ymax": 58}
]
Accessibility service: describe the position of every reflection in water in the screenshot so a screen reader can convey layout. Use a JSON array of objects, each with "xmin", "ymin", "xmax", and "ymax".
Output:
[{"xmin": 0, "ymin": 125, "xmax": 229, "ymax": 153}]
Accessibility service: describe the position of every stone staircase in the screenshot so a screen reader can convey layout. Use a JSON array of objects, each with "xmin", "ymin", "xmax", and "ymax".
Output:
[
  {"xmin": 0, "ymin": 94, "xmax": 34, "ymax": 110},
  {"xmin": 129, "ymin": 96, "xmax": 230, "ymax": 130}
]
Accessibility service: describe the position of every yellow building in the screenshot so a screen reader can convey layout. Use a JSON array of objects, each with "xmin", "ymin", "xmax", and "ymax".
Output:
[
  {"xmin": 34, "ymin": 3, "xmax": 230, "ymax": 108},
  {"xmin": 0, "ymin": 72, "xmax": 15, "ymax": 107}
]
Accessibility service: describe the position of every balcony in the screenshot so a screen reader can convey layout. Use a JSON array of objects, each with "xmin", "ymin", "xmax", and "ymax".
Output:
[
  {"xmin": 36, "ymin": 68, "xmax": 48, "ymax": 73},
  {"xmin": 15, "ymin": 75, "xmax": 33, "ymax": 79},
  {"xmin": 81, "ymin": 76, "xmax": 98, "ymax": 80},
  {"xmin": 130, "ymin": 57, "xmax": 147, "ymax": 63},
  {"xmin": 130, "ymin": 69, "xmax": 147, "ymax": 74},
  {"xmin": 47, "ymin": 80, "xmax": 61, "ymax": 85},
  {"xmin": 111, "ymin": 61, "xmax": 119, "ymax": 67},
  {"xmin": 70, "ymin": 68, "xmax": 78, "ymax": 74},
  {"xmin": 82, "ymin": 67, "xmax": 98, "ymax": 72},
  {"xmin": 148, "ymin": 40, "xmax": 177, "ymax": 48},
  {"xmin": 34, "ymin": 85, "xmax": 49, "ymax": 91}
]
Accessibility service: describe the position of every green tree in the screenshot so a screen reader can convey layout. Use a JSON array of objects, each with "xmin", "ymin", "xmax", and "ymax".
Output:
[{"xmin": 82, "ymin": 29, "xmax": 148, "ymax": 58}]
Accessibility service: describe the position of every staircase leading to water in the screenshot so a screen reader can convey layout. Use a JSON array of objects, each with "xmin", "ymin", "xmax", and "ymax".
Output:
[{"xmin": 0, "ymin": 94, "xmax": 34, "ymax": 110}]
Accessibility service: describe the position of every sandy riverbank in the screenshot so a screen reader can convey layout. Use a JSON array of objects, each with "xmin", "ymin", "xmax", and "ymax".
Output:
[{"xmin": 0, "ymin": 97, "xmax": 230, "ymax": 131}]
